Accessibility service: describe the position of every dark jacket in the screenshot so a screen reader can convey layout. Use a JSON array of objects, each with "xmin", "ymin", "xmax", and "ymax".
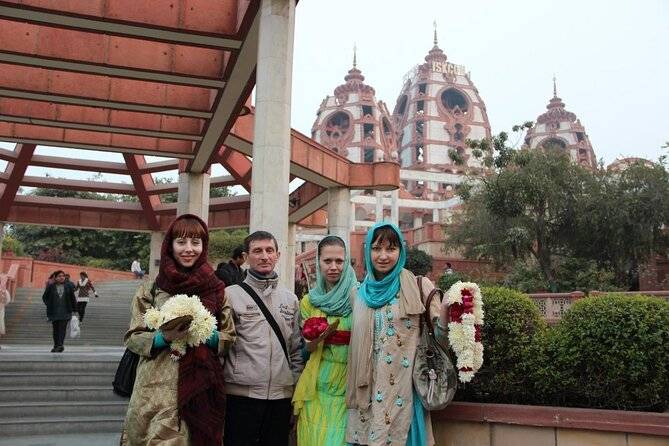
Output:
[
  {"xmin": 42, "ymin": 282, "xmax": 77, "ymax": 322},
  {"xmin": 215, "ymin": 260, "xmax": 246, "ymax": 287}
]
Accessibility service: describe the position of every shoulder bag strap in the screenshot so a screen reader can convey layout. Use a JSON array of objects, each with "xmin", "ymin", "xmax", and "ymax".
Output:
[
  {"xmin": 239, "ymin": 282, "xmax": 290, "ymax": 364},
  {"xmin": 417, "ymin": 276, "xmax": 443, "ymax": 337}
]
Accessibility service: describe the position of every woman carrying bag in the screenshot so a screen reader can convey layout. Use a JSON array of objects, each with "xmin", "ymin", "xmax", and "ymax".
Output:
[
  {"xmin": 346, "ymin": 222, "xmax": 450, "ymax": 446},
  {"xmin": 293, "ymin": 235, "xmax": 357, "ymax": 446},
  {"xmin": 74, "ymin": 271, "xmax": 97, "ymax": 323},
  {"xmin": 120, "ymin": 214, "xmax": 235, "ymax": 446}
]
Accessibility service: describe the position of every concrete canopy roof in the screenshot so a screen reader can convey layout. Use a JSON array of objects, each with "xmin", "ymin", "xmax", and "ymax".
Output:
[{"xmin": 0, "ymin": 1, "xmax": 398, "ymax": 232}]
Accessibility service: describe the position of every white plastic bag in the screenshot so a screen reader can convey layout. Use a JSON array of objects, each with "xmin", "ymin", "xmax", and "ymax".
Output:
[{"xmin": 69, "ymin": 315, "xmax": 81, "ymax": 338}]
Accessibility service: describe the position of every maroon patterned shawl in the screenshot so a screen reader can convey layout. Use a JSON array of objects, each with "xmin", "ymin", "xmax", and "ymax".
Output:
[{"xmin": 155, "ymin": 214, "xmax": 227, "ymax": 446}]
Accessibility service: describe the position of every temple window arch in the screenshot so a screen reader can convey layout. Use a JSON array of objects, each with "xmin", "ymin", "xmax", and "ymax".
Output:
[
  {"xmin": 440, "ymin": 88, "xmax": 469, "ymax": 114},
  {"xmin": 540, "ymin": 137, "xmax": 567, "ymax": 150},
  {"xmin": 324, "ymin": 111, "xmax": 352, "ymax": 139}
]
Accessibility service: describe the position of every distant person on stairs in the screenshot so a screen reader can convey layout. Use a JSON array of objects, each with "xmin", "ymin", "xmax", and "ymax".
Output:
[
  {"xmin": 41, "ymin": 270, "xmax": 77, "ymax": 353},
  {"xmin": 131, "ymin": 258, "xmax": 145, "ymax": 279},
  {"xmin": 120, "ymin": 214, "xmax": 235, "ymax": 446},
  {"xmin": 74, "ymin": 271, "xmax": 97, "ymax": 323}
]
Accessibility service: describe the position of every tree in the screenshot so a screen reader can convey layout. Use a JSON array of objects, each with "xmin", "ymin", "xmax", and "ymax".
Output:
[
  {"xmin": 405, "ymin": 248, "xmax": 433, "ymax": 276},
  {"xmin": 448, "ymin": 129, "xmax": 669, "ymax": 291},
  {"xmin": 571, "ymin": 160, "xmax": 669, "ymax": 286},
  {"xmin": 449, "ymin": 147, "xmax": 591, "ymax": 290}
]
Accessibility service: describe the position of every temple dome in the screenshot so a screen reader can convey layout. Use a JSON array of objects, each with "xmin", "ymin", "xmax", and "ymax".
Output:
[
  {"xmin": 311, "ymin": 56, "xmax": 397, "ymax": 164},
  {"xmin": 524, "ymin": 79, "xmax": 597, "ymax": 169}
]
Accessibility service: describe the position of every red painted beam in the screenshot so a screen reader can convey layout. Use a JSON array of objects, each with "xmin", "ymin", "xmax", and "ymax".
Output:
[
  {"xmin": 217, "ymin": 145, "xmax": 251, "ymax": 192},
  {"xmin": 123, "ymin": 153, "xmax": 160, "ymax": 230},
  {"xmin": 0, "ymin": 143, "xmax": 34, "ymax": 220}
]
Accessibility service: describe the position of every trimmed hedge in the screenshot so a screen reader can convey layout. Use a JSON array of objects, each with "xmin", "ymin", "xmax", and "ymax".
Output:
[
  {"xmin": 455, "ymin": 290, "xmax": 669, "ymax": 412},
  {"xmin": 456, "ymin": 286, "xmax": 547, "ymax": 404},
  {"xmin": 539, "ymin": 294, "xmax": 669, "ymax": 411}
]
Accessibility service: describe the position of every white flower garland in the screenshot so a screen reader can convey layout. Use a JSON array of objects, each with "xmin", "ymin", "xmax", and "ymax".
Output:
[
  {"xmin": 144, "ymin": 294, "xmax": 216, "ymax": 361},
  {"xmin": 446, "ymin": 281, "xmax": 484, "ymax": 383}
]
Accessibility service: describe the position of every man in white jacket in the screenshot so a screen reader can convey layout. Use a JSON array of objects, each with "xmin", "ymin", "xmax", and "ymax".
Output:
[{"xmin": 223, "ymin": 231, "xmax": 304, "ymax": 446}]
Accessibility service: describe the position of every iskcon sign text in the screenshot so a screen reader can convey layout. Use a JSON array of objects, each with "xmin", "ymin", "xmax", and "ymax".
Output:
[{"xmin": 431, "ymin": 61, "xmax": 466, "ymax": 76}]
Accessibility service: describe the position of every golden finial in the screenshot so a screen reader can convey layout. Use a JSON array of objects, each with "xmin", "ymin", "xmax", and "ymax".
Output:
[{"xmin": 433, "ymin": 20, "xmax": 438, "ymax": 45}]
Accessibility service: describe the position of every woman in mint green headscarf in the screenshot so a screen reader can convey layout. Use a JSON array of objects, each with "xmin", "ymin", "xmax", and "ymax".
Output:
[
  {"xmin": 293, "ymin": 235, "xmax": 357, "ymax": 446},
  {"xmin": 345, "ymin": 222, "xmax": 450, "ymax": 446}
]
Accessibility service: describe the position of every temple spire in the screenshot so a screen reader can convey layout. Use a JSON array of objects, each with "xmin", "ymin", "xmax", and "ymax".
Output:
[
  {"xmin": 353, "ymin": 43, "xmax": 357, "ymax": 68},
  {"xmin": 553, "ymin": 74, "xmax": 557, "ymax": 97},
  {"xmin": 433, "ymin": 20, "xmax": 438, "ymax": 45}
]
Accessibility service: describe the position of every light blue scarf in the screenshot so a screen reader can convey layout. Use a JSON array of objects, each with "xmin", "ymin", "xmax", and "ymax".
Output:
[
  {"xmin": 308, "ymin": 236, "xmax": 356, "ymax": 316},
  {"xmin": 358, "ymin": 222, "xmax": 407, "ymax": 309}
]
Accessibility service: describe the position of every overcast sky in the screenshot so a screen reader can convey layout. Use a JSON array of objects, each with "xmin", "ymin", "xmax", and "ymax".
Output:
[
  {"xmin": 2, "ymin": 0, "xmax": 666, "ymax": 185},
  {"xmin": 291, "ymin": 0, "xmax": 669, "ymax": 165}
]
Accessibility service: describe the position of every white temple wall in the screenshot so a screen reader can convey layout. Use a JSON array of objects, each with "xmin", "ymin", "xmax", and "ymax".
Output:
[
  {"xmin": 468, "ymin": 126, "xmax": 487, "ymax": 141},
  {"xmin": 465, "ymin": 88, "xmax": 479, "ymax": 102},
  {"xmin": 348, "ymin": 147, "xmax": 361, "ymax": 162},
  {"xmin": 428, "ymin": 146, "xmax": 450, "ymax": 164},
  {"xmin": 473, "ymin": 107, "xmax": 484, "ymax": 122},
  {"xmin": 427, "ymin": 99, "xmax": 438, "ymax": 116},
  {"xmin": 429, "ymin": 121, "xmax": 449, "ymax": 141}
]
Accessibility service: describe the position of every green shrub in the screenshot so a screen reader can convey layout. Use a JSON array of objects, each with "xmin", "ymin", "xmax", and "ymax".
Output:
[
  {"xmin": 83, "ymin": 257, "xmax": 117, "ymax": 270},
  {"xmin": 1, "ymin": 235, "xmax": 24, "ymax": 256},
  {"xmin": 438, "ymin": 272, "xmax": 468, "ymax": 291},
  {"xmin": 541, "ymin": 294, "xmax": 669, "ymax": 411},
  {"xmin": 209, "ymin": 229, "xmax": 248, "ymax": 264},
  {"xmin": 405, "ymin": 248, "xmax": 433, "ymax": 276},
  {"xmin": 503, "ymin": 261, "xmax": 549, "ymax": 292},
  {"xmin": 456, "ymin": 286, "xmax": 547, "ymax": 404}
]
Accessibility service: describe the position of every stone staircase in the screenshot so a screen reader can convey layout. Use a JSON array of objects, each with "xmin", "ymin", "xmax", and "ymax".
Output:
[
  {"xmin": 2, "ymin": 280, "xmax": 144, "ymax": 346},
  {"xmin": 0, "ymin": 347, "xmax": 128, "ymax": 437},
  {"xmin": 0, "ymin": 280, "xmax": 144, "ymax": 439}
]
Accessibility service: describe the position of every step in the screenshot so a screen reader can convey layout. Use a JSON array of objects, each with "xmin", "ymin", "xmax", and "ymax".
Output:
[
  {"xmin": 0, "ymin": 386, "xmax": 124, "ymax": 402},
  {"xmin": 0, "ymin": 372, "xmax": 114, "ymax": 387},
  {"xmin": 0, "ymin": 400, "xmax": 128, "ymax": 418},
  {"xmin": 0, "ymin": 360, "xmax": 120, "ymax": 374},
  {"xmin": 0, "ymin": 416, "xmax": 124, "ymax": 436}
]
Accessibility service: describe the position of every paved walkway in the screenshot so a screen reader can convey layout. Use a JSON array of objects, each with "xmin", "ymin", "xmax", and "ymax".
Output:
[{"xmin": 0, "ymin": 433, "xmax": 120, "ymax": 446}]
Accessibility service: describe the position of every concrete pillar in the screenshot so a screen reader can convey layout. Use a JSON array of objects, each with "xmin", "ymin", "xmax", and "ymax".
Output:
[
  {"xmin": 285, "ymin": 223, "xmax": 296, "ymax": 292},
  {"xmin": 390, "ymin": 189, "xmax": 399, "ymax": 226},
  {"xmin": 413, "ymin": 212, "xmax": 423, "ymax": 229},
  {"xmin": 433, "ymin": 208, "xmax": 440, "ymax": 223},
  {"xmin": 0, "ymin": 224, "xmax": 5, "ymax": 262},
  {"xmin": 177, "ymin": 172, "xmax": 210, "ymax": 220},
  {"xmin": 249, "ymin": 0, "xmax": 296, "ymax": 286},
  {"xmin": 327, "ymin": 187, "xmax": 351, "ymax": 246},
  {"xmin": 375, "ymin": 191, "xmax": 384, "ymax": 222},
  {"xmin": 148, "ymin": 231, "xmax": 163, "ymax": 281}
]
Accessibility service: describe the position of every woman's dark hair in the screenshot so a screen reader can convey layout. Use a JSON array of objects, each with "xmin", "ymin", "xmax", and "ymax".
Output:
[
  {"xmin": 52, "ymin": 270, "xmax": 65, "ymax": 277},
  {"xmin": 318, "ymin": 235, "xmax": 345, "ymax": 255},
  {"xmin": 370, "ymin": 226, "xmax": 401, "ymax": 248},
  {"xmin": 79, "ymin": 271, "xmax": 88, "ymax": 278}
]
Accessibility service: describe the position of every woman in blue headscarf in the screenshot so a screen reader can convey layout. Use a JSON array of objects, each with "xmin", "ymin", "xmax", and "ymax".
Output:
[
  {"xmin": 345, "ymin": 222, "xmax": 450, "ymax": 446},
  {"xmin": 293, "ymin": 235, "xmax": 357, "ymax": 446}
]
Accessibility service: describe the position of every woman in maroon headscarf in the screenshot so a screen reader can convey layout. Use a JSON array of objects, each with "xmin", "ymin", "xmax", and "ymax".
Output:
[{"xmin": 121, "ymin": 214, "xmax": 235, "ymax": 446}]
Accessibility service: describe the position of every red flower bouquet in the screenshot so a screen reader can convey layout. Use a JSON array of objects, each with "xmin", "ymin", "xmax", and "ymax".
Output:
[{"xmin": 302, "ymin": 317, "xmax": 329, "ymax": 341}]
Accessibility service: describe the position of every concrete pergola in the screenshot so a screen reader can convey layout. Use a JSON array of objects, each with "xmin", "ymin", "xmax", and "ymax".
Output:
[{"xmin": 0, "ymin": 0, "xmax": 399, "ymax": 287}]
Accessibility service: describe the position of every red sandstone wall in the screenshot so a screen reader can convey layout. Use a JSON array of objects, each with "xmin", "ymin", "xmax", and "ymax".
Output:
[{"xmin": 0, "ymin": 255, "xmax": 136, "ymax": 288}]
